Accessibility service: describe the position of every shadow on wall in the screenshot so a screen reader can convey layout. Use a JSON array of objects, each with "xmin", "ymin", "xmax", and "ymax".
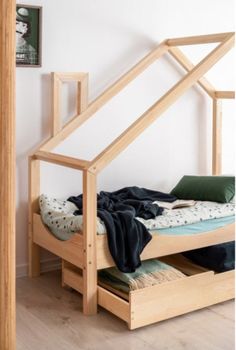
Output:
[
  {"xmin": 16, "ymin": 35, "xmax": 163, "ymax": 268},
  {"xmin": 196, "ymin": 94, "xmax": 210, "ymax": 174},
  {"xmin": 90, "ymin": 36, "xmax": 158, "ymax": 100},
  {"xmin": 41, "ymin": 73, "xmax": 53, "ymax": 140},
  {"xmin": 164, "ymin": 53, "xmax": 209, "ymax": 175}
]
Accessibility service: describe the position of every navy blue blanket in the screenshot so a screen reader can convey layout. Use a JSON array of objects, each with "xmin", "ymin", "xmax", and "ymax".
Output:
[
  {"xmin": 183, "ymin": 242, "xmax": 235, "ymax": 272},
  {"xmin": 68, "ymin": 186, "xmax": 176, "ymax": 272}
]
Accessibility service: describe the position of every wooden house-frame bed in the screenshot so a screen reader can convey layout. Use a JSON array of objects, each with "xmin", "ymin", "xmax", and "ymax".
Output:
[{"xmin": 29, "ymin": 32, "xmax": 235, "ymax": 329}]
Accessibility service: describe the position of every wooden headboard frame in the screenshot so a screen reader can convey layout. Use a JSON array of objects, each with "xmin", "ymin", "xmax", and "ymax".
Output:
[{"xmin": 28, "ymin": 32, "xmax": 235, "ymax": 317}]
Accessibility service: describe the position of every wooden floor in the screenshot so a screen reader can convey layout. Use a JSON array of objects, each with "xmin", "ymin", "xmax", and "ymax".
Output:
[{"xmin": 17, "ymin": 270, "xmax": 235, "ymax": 350}]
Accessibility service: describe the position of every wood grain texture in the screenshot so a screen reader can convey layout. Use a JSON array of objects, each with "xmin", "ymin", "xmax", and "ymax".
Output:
[
  {"xmin": 82, "ymin": 171, "xmax": 98, "ymax": 315},
  {"xmin": 53, "ymin": 72, "xmax": 87, "ymax": 81},
  {"xmin": 129, "ymin": 270, "xmax": 234, "ymax": 329},
  {"xmin": 16, "ymin": 271, "xmax": 235, "ymax": 350},
  {"xmin": 88, "ymin": 33, "xmax": 234, "ymax": 174},
  {"xmin": 215, "ymin": 91, "xmax": 235, "ymax": 99},
  {"xmin": 28, "ymin": 158, "xmax": 41, "ymax": 277},
  {"xmin": 52, "ymin": 72, "xmax": 88, "ymax": 136},
  {"xmin": 0, "ymin": 0, "xmax": 16, "ymax": 349},
  {"xmin": 96, "ymin": 222, "xmax": 235, "ymax": 269},
  {"xmin": 77, "ymin": 74, "xmax": 89, "ymax": 114},
  {"xmin": 52, "ymin": 73, "xmax": 62, "ymax": 135},
  {"xmin": 33, "ymin": 214, "xmax": 83, "ymax": 268},
  {"xmin": 39, "ymin": 41, "xmax": 169, "ymax": 151},
  {"xmin": 35, "ymin": 151, "xmax": 90, "ymax": 170},
  {"xmin": 212, "ymin": 99, "xmax": 222, "ymax": 175},
  {"xmin": 98, "ymin": 286, "xmax": 130, "ymax": 322},
  {"xmin": 62, "ymin": 262, "xmax": 83, "ymax": 294},
  {"xmin": 33, "ymin": 213, "xmax": 234, "ymax": 270},
  {"xmin": 168, "ymin": 46, "xmax": 216, "ymax": 98},
  {"xmin": 167, "ymin": 32, "xmax": 231, "ymax": 46},
  {"xmin": 28, "ymin": 32, "xmax": 235, "ymax": 332}
]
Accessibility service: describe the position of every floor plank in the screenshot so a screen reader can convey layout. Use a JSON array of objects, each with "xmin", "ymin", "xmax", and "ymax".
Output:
[{"xmin": 16, "ymin": 271, "xmax": 235, "ymax": 350}]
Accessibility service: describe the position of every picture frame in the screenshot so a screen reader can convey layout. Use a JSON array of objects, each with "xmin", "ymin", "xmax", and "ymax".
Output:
[{"xmin": 16, "ymin": 4, "xmax": 42, "ymax": 67}]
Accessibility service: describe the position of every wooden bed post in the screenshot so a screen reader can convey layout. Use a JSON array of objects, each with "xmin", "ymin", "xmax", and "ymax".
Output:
[
  {"xmin": 212, "ymin": 99, "xmax": 222, "ymax": 175},
  {"xmin": 0, "ymin": 0, "xmax": 16, "ymax": 348},
  {"xmin": 28, "ymin": 157, "xmax": 41, "ymax": 277},
  {"xmin": 82, "ymin": 171, "xmax": 98, "ymax": 315}
]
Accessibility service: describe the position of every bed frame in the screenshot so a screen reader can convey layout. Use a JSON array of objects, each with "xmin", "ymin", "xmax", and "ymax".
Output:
[{"xmin": 29, "ymin": 32, "xmax": 235, "ymax": 328}]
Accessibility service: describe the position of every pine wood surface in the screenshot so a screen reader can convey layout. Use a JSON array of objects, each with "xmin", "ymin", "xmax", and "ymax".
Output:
[
  {"xmin": 212, "ymin": 99, "xmax": 222, "ymax": 175},
  {"xmin": 33, "ymin": 214, "xmax": 84, "ymax": 268},
  {"xmin": 28, "ymin": 32, "xmax": 235, "ymax": 324},
  {"xmin": 215, "ymin": 91, "xmax": 235, "ymax": 99},
  {"xmin": 52, "ymin": 72, "xmax": 88, "ymax": 135},
  {"xmin": 61, "ymin": 251, "xmax": 234, "ymax": 330},
  {"xmin": 166, "ymin": 32, "xmax": 233, "ymax": 46},
  {"xmin": 39, "ymin": 42, "xmax": 169, "ymax": 151},
  {"xmin": 28, "ymin": 158, "xmax": 41, "ymax": 278},
  {"xmin": 82, "ymin": 171, "xmax": 98, "ymax": 315},
  {"xmin": 168, "ymin": 46, "xmax": 216, "ymax": 98},
  {"xmin": 34, "ymin": 151, "xmax": 90, "ymax": 170},
  {"xmin": 33, "ymin": 213, "xmax": 235, "ymax": 270},
  {"xmin": 88, "ymin": 33, "xmax": 234, "ymax": 174},
  {"xmin": 16, "ymin": 271, "xmax": 235, "ymax": 350},
  {"xmin": 0, "ymin": 0, "xmax": 16, "ymax": 349}
]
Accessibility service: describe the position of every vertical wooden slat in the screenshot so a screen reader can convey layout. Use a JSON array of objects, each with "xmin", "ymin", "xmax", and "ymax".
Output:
[
  {"xmin": 77, "ymin": 75, "xmax": 89, "ymax": 114},
  {"xmin": 82, "ymin": 171, "xmax": 97, "ymax": 315},
  {"xmin": 0, "ymin": 0, "xmax": 16, "ymax": 349},
  {"xmin": 28, "ymin": 157, "xmax": 41, "ymax": 277},
  {"xmin": 212, "ymin": 99, "xmax": 222, "ymax": 175},
  {"xmin": 52, "ymin": 73, "xmax": 62, "ymax": 135}
]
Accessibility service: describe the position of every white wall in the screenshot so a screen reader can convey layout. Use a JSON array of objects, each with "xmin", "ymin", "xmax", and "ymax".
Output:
[{"xmin": 16, "ymin": 0, "xmax": 235, "ymax": 274}]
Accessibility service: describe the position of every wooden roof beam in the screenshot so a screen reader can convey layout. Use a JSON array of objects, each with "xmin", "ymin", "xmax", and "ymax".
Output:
[
  {"xmin": 168, "ymin": 46, "xmax": 216, "ymax": 98},
  {"xmin": 167, "ymin": 32, "xmax": 232, "ymax": 46},
  {"xmin": 214, "ymin": 91, "xmax": 235, "ymax": 99},
  {"xmin": 88, "ymin": 33, "xmax": 235, "ymax": 174},
  {"xmin": 39, "ymin": 41, "xmax": 169, "ymax": 152},
  {"xmin": 34, "ymin": 151, "xmax": 90, "ymax": 170}
]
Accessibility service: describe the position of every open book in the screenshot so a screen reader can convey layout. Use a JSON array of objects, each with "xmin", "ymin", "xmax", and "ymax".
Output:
[{"xmin": 154, "ymin": 199, "xmax": 196, "ymax": 210}]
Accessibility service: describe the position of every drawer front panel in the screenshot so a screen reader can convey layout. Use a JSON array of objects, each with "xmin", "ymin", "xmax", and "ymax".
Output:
[{"xmin": 130, "ymin": 270, "xmax": 234, "ymax": 329}]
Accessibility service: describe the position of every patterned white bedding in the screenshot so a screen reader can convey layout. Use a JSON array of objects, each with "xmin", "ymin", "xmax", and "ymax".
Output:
[
  {"xmin": 137, "ymin": 201, "xmax": 234, "ymax": 229},
  {"xmin": 39, "ymin": 194, "xmax": 235, "ymax": 241}
]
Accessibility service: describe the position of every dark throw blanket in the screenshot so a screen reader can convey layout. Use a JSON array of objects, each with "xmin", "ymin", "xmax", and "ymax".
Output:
[
  {"xmin": 68, "ymin": 186, "xmax": 176, "ymax": 272},
  {"xmin": 183, "ymin": 241, "xmax": 235, "ymax": 272}
]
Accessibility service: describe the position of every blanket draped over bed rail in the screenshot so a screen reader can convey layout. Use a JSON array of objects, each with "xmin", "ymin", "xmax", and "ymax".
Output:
[{"xmin": 68, "ymin": 186, "xmax": 176, "ymax": 272}]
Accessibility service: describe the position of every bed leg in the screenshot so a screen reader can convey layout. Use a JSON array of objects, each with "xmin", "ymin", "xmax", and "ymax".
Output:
[
  {"xmin": 28, "ymin": 240, "xmax": 41, "ymax": 277},
  {"xmin": 28, "ymin": 156, "xmax": 41, "ymax": 277},
  {"xmin": 82, "ymin": 264, "xmax": 97, "ymax": 315},
  {"xmin": 82, "ymin": 170, "xmax": 98, "ymax": 315}
]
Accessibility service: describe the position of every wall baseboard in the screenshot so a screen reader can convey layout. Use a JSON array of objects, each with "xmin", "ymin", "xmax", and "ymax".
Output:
[{"xmin": 16, "ymin": 257, "xmax": 61, "ymax": 278}]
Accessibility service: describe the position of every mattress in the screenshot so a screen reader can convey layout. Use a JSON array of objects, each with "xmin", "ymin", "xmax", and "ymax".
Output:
[
  {"xmin": 154, "ymin": 215, "xmax": 235, "ymax": 235},
  {"xmin": 39, "ymin": 194, "xmax": 235, "ymax": 241}
]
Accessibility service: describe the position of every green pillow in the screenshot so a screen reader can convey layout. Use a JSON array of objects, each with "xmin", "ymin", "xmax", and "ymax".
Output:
[{"xmin": 171, "ymin": 176, "xmax": 235, "ymax": 203}]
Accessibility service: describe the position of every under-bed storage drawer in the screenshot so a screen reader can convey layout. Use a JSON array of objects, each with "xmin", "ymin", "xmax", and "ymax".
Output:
[
  {"xmin": 98, "ymin": 254, "xmax": 235, "ymax": 329},
  {"xmin": 62, "ymin": 256, "xmax": 235, "ymax": 330},
  {"xmin": 128, "ymin": 269, "xmax": 234, "ymax": 329}
]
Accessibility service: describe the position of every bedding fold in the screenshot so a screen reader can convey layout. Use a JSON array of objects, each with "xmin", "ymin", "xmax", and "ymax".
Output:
[{"xmin": 68, "ymin": 186, "xmax": 176, "ymax": 273}]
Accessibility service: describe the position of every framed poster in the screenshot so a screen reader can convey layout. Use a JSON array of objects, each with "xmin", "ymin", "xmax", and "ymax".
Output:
[{"xmin": 16, "ymin": 5, "xmax": 42, "ymax": 67}]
